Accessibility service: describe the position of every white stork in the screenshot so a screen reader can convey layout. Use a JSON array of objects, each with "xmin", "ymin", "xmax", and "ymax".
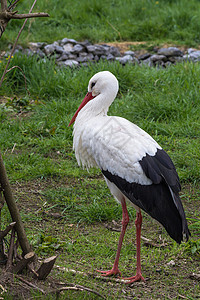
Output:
[{"xmin": 68, "ymin": 71, "xmax": 190, "ymax": 283}]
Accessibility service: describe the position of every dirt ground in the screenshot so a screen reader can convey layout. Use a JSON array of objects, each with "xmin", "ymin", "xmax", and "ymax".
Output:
[{"xmin": 0, "ymin": 179, "xmax": 200, "ymax": 299}]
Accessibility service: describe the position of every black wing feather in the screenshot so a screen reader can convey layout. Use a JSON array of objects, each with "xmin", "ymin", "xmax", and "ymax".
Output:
[{"xmin": 102, "ymin": 149, "xmax": 190, "ymax": 243}]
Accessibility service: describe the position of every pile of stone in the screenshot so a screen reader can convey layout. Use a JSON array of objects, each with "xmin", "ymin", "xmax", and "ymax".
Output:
[{"xmin": 8, "ymin": 37, "xmax": 200, "ymax": 68}]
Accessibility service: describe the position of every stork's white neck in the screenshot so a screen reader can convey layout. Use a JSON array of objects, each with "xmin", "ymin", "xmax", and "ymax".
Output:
[{"xmin": 74, "ymin": 90, "xmax": 114, "ymax": 127}]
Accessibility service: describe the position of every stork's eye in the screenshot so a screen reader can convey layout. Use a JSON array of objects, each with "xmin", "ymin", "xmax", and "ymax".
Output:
[{"xmin": 91, "ymin": 82, "xmax": 96, "ymax": 89}]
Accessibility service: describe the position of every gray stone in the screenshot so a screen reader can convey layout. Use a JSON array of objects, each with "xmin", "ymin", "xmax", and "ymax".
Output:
[
  {"xmin": 187, "ymin": 48, "xmax": 196, "ymax": 54},
  {"xmin": 106, "ymin": 53, "xmax": 115, "ymax": 61},
  {"xmin": 87, "ymin": 45, "xmax": 107, "ymax": 55},
  {"xmin": 138, "ymin": 53, "xmax": 151, "ymax": 60},
  {"xmin": 44, "ymin": 44, "xmax": 56, "ymax": 56},
  {"xmin": 157, "ymin": 47, "xmax": 183, "ymax": 57},
  {"xmin": 188, "ymin": 50, "xmax": 200, "ymax": 61},
  {"xmin": 28, "ymin": 42, "xmax": 40, "ymax": 51},
  {"xmin": 71, "ymin": 44, "xmax": 85, "ymax": 54},
  {"xmin": 77, "ymin": 53, "xmax": 94, "ymax": 63},
  {"xmin": 132, "ymin": 57, "xmax": 139, "ymax": 64},
  {"xmin": 168, "ymin": 56, "xmax": 184, "ymax": 63},
  {"xmin": 61, "ymin": 38, "xmax": 77, "ymax": 45},
  {"xmin": 109, "ymin": 46, "xmax": 121, "ymax": 57},
  {"xmin": 35, "ymin": 49, "xmax": 46, "ymax": 58},
  {"xmin": 23, "ymin": 49, "xmax": 34, "ymax": 56},
  {"xmin": 68, "ymin": 53, "xmax": 78, "ymax": 60},
  {"xmin": 124, "ymin": 50, "xmax": 135, "ymax": 56},
  {"xmin": 79, "ymin": 40, "xmax": 91, "ymax": 47},
  {"xmin": 94, "ymin": 55, "xmax": 99, "ymax": 61},
  {"xmin": 140, "ymin": 57, "xmax": 154, "ymax": 67},
  {"xmin": 58, "ymin": 60, "xmax": 79, "ymax": 67},
  {"xmin": 115, "ymin": 55, "xmax": 133, "ymax": 64},
  {"xmin": 57, "ymin": 53, "xmax": 69, "ymax": 61},
  {"xmin": 150, "ymin": 54, "xmax": 167, "ymax": 62},
  {"xmin": 63, "ymin": 43, "xmax": 73, "ymax": 52},
  {"xmin": 55, "ymin": 45, "xmax": 64, "ymax": 54}
]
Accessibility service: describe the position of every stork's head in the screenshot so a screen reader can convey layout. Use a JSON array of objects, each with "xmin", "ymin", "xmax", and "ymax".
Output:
[{"xmin": 68, "ymin": 71, "xmax": 119, "ymax": 126}]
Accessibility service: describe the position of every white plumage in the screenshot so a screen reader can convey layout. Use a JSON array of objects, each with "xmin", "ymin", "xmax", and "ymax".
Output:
[{"xmin": 69, "ymin": 70, "xmax": 190, "ymax": 283}]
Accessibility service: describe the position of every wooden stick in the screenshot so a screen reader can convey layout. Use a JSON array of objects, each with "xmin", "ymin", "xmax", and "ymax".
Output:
[
  {"xmin": 0, "ymin": 0, "xmax": 49, "ymax": 38},
  {"xmin": 51, "ymin": 285, "xmax": 106, "ymax": 299},
  {"xmin": 0, "ymin": 222, "xmax": 16, "ymax": 239},
  {"xmin": 0, "ymin": 0, "xmax": 48, "ymax": 86},
  {"xmin": 0, "ymin": 191, "xmax": 5, "ymax": 264},
  {"xmin": 15, "ymin": 275, "xmax": 46, "ymax": 294},
  {"xmin": 36, "ymin": 256, "xmax": 57, "ymax": 280},
  {"xmin": 0, "ymin": 11, "xmax": 49, "ymax": 20},
  {"xmin": 0, "ymin": 152, "xmax": 31, "ymax": 255},
  {"xmin": 8, "ymin": 0, "xmax": 21, "ymax": 11},
  {"xmin": 13, "ymin": 251, "xmax": 35, "ymax": 274},
  {"xmin": 6, "ymin": 227, "xmax": 15, "ymax": 271}
]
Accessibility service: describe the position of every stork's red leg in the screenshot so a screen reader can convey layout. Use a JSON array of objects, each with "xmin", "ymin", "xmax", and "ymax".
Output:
[
  {"xmin": 123, "ymin": 211, "xmax": 145, "ymax": 283},
  {"xmin": 97, "ymin": 197, "xmax": 129, "ymax": 277}
]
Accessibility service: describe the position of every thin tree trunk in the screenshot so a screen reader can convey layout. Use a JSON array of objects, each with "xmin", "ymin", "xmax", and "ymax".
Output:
[
  {"xmin": 0, "ymin": 191, "xmax": 6, "ymax": 264},
  {"xmin": 0, "ymin": 151, "xmax": 31, "ymax": 255}
]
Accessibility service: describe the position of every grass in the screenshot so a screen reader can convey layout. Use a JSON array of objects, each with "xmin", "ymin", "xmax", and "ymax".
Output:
[
  {"xmin": 2, "ymin": 0, "xmax": 200, "ymax": 49},
  {"xmin": 0, "ymin": 54, "xmax": 200, "ymax": 298},
  {"xmin": 0, "ymin": 37, "xmax": 200, "ymax": 299}
]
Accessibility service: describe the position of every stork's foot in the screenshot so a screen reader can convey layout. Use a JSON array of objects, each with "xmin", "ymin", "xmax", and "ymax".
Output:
[
  {"xmin": 122, "ymin": 273, "xmax": 145, "ymax": 284},
  {"xmin": 96, "ymin": 267, "xmax": 122, "ymax": 277}
]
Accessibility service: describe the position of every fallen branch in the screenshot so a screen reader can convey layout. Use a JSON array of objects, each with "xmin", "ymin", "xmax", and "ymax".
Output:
[
  {"xmin": 51, "ymin": 284, "xmax": 106, "ymax": 299},
  {"xmin": 0, "ymin": 283, "xmax": 7, "ymax": 294},
  {"xmin": 15, "ymin": 275, "xmax": 46, "ymax": 294},
  {"xmin": 55, "ymin": 265, "xmax": 123, "ymax": 283}
]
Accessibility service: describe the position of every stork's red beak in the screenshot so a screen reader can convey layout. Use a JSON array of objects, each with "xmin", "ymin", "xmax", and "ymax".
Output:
[{"xmin": 68, "ymin": 92, "xmax": 95, "ymax": 127}]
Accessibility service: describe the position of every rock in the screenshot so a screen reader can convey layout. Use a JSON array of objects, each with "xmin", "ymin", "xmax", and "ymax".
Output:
[
  {"xmin": 71, "ymin": 44, "xmax": 85, "ymax": 54},
  {"xmin": 150, "ymin": 54, "xmax": 167, "ymax": 62},
  {"xmin": 138, "ymin": 53, "xmax": 151, "ymax": 60},
  {"xmin": 140, "ymin": 57, "xmax": 154, "ymax": 67},
  {"xmin": 188, "ymin": 50, "xmax": 200, "ymax": 61},
  {"xmin": 8, "ymin": 37, "xmax": 200, "ymax": 69},
  {"xmin": 28, "ymin": 42, "xmax": 40, "ymax": 51},
  {"xmin": 86, "ymin": 45, "xmax": 107, "ymax": 55},
  {"xmin": 35, "ymin": 49, "xmax": 46, "ymax": 58},
  {"xmin": 79, "ymin": 40, "xmax": 91, "ymax": 47},
  {"xmin": 116, "ymin": 54, "xmax": 134, "ymax": 64},
  {"xmin": 63, "ymin": 43, "xmax": 73, "ymax": 52},
  {"xmin": 44, "ymin": 44, "xmax": 56, "ymax": 56},
  {"xmin": 109, "ymin": 46, "xmax": 121, "ymax": 57},
  {"xmin": 187, "ymin": 48, "xmax": 196, "ymax": 54},
  {"xmin": 57, "ymin": 53, "xmax": 69, "ymax": 61},
  {"xmin": 168, "ymin": 56, "xmax": 184, "ymax": 63},
  {"xmin": 61, "ymin": 38, "xmax": 77, "ymax": 45},
  {"xmin": 158, "ymin": 47, "xmax": 183, "ymax": 57},
  {"xmin": 55, "ymin": 45, "xmax": 64, "ymax": 54},
  {"xmin": 58, "ymin": 60, "xmax": 79, "ymax": 67},
  {"xmin": 106, "ymin": 53, "xmax": 115, "ymax": 61},
  {"xmin": 124, "ymin": 50, "xmax": 135, "ymax": 56}
]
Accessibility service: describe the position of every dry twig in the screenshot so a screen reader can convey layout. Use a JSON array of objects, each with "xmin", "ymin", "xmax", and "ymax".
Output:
[
  {"xmin": 15, "ymin": 275, "xmax": 46, "ymax": 294},
  {"xmin": 0, "ymin": 0, "xmax": 49, "ymax": 38},
  {"xmin": 51, "ymin": 284, "xmax": 106, "ymax": 299},
  {"xmin": 0, "ymin": 0, "xmax": 49, "ymax": 88}
]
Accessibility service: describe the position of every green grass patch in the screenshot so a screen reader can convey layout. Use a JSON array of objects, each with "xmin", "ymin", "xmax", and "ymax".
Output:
[
  {"xmin": 0, "ymin": 56, "xmax": 200, "ymax": 299},
  {"xmin": 2, "ymin": 0, "xmax": 200, "ymax": 48}
]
